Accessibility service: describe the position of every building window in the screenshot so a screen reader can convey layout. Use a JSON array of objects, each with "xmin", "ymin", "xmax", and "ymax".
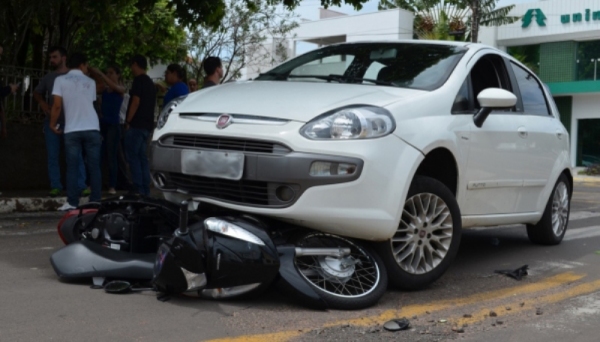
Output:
[{"xmin": 576, "ymin": 40, "xmax": 600, "ymax": 81}]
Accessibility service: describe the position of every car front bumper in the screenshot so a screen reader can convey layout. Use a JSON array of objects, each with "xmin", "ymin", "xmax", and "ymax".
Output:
[{"xmin": 150, "ymin": 119, "xmax": 423, "ymax": 241}]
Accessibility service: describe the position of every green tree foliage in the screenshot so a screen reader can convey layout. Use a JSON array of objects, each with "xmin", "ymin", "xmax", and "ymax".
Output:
[
  {"xmin": 186, "ymin": 0, "xmax": 298, "ymax": 84},
  {"xmin": 379, "ymin": 0, "xmax": 518, "ymax": 42},
  {"xmin": 75, "ymin": 0, "xmax": 187, "ymax": 74}
]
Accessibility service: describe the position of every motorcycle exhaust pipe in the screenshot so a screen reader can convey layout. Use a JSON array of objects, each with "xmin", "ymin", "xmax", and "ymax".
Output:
[{"xmin": 294, "ymin": 247, "xmax": 351, "ymax": 258}]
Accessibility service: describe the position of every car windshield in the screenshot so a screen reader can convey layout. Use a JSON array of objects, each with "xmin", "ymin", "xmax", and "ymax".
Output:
[{"xmin": 256, "ymin": 43, "xmax": 467, "ymax": 91}]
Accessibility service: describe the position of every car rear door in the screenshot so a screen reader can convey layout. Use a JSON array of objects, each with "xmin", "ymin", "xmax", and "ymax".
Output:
[{"xmin": 507, "ymin": 61, "xmax": 563, "ymax": 213}]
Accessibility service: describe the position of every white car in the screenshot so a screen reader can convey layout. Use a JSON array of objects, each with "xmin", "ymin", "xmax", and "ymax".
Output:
[{"xmin": 151, "ymin": 40, "xmax": 571, "ymax": 289}]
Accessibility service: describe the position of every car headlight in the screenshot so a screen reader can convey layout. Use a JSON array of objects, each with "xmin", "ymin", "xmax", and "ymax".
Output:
[
  {"xmin": 157, "ymin": 95, "xmax": 188, "ymax": 129},
  {"xmin": 300, "ymin": 106, "xmax": 396, "ymax": 140}
]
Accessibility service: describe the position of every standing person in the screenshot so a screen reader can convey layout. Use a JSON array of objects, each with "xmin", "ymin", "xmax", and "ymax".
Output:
[
  {"xmin": 50, "ymin": 53, "xmax": 101, "ymax": 211},
  {"xmin": 202, "ymin": 57, "xmax": 223, "ymax": 89},
  {"xmin": 125, "ymin": 55, "xmax": 156, "ymax": 196},
  {"xmin": 90, "ymin": 66, "xmax": 126, "ymax": 195},
  {"xmin": 188, "ymin": 78, "xmax": 198, "ymax": 92},
  {"xmin": 0, "ymin": 43, "xmax": 19, "ymax": 140},
  {"xmin": 33, "ymin": 46, "xmax": 87, "ymax": 198},
  {"xmin": 163, "ymin": 64, "xmax": 189, "ymax": 107}
]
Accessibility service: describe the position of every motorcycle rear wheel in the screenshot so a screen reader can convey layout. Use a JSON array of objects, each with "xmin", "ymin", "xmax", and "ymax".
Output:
[{"xmin": 293, "ymin": 232, "xmax": 387, "ymax": 310}]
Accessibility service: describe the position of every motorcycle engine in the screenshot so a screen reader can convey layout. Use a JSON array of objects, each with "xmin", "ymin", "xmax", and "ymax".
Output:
[{"xmin": 92, "ymin": 212, "xmax": 131, "ymax": 244}]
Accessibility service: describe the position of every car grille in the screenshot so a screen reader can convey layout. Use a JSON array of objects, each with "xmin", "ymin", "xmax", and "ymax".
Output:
[
  {"xmin": 161, "ymin": 135, "xmax": 291, "ymax": 154},
  {"xmin": 168, "ymin": 173, "xmax": 269, "ymax": 205}
]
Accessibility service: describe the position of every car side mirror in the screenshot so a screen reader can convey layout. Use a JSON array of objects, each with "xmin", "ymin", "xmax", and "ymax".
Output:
[{"xmin": 473, "ymin": 88, "xmax": 517, "ymax": 128}]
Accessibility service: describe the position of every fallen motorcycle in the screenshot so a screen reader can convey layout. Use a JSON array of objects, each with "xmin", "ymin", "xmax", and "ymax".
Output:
[{"xmin": 50, "ymin": 195, "xmax": 388, "ymax": 310}]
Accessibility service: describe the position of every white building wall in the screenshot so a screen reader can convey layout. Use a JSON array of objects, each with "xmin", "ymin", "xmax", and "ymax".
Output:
[
  {"xmin": 294, "ymin": 9, "xmax": 414, "ymax": 44},
  {"xmin": 492, "ymin": 0, "xmax": 600, "ymax": 47}
]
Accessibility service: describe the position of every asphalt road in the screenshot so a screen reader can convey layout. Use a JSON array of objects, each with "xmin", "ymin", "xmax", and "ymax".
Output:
[{"xmin": 1, "ymin": 182, "xmax": 600, "ymax": 341}]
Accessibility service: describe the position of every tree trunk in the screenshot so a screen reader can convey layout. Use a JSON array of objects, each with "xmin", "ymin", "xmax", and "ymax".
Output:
[{"xmin": 471, "ymin": 0, "xmax": 479, "ymax": 43}]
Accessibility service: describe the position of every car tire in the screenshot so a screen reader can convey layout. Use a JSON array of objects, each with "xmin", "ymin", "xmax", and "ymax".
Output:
[
  {"xmin": 376, "ymin": 176, "xmax": 462, "ymax": 290},
  {"xmin": 526, "ymin": 174, "xmax": 571, "ymax": 245}
]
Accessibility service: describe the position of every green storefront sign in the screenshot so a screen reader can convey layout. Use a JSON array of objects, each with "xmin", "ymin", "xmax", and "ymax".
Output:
[
  {"xmin": 561, "ymin": 9, "xmax": 600, "ymax": 23},
  {"xmin": 522, "ymin": 9, "xmax": 546, "ymax": 27},
  {"xmin": 523, "ymin": 8, "xmax": 600, "ymax": 27}
]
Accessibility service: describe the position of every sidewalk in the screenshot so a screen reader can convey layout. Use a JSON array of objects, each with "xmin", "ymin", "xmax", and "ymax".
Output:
[{"xmin": 0, "ymin": 189, "xmax": 163, "ymax": 214}]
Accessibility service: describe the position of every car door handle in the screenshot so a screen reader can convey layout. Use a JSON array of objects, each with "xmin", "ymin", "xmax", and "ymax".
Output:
[
  {"xmin": 517, "ymin": 127, "xmax": 528, "ymax": 138},
  {"xmin": 556, "ymin": 130, "xmax": 563, "ymax": 140}
]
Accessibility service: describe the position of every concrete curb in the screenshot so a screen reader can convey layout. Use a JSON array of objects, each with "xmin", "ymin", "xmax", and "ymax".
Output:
[{"xmin": 0, "ymin": 197, "xmax": 89, "ymax": 214}]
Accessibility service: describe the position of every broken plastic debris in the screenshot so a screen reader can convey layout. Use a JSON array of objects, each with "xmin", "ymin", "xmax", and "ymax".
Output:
[
  {"xmin": 383, "ymin": 318, "xmax": 410, "ymax": 332},
  {"xmin": 495, "ymin": 265, "xmax": 529, "ymax": 280}
]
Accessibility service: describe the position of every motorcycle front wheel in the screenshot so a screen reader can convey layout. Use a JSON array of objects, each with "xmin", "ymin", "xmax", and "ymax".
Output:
[{"xmin": 293, "ymin": 232, "xmax": 388, "ymax": 310}]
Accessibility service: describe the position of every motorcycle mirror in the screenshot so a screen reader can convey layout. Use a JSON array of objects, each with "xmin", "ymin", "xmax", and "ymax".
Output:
[{"xmin": 104, "ymin": 280, "xmax": 133, "ymax": 294}]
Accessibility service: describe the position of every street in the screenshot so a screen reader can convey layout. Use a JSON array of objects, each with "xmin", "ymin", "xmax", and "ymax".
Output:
[{"xmin": 1, "ymin": 182, "xmax": 600, "ymax": 341}]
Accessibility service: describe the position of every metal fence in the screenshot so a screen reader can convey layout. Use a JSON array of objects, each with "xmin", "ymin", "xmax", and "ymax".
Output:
[
  {"xmin": 0, "ymin": 65, "xmax": 47, "ymax": 124},
  {"xmin": 0, "ymin": 65, "xmax": 165, "ymax": 125}
]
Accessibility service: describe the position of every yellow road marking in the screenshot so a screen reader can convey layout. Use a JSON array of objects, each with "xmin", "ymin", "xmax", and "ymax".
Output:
[
  {"xmin": 207, "ymin": 331, "xmax": 303, "ymax": 342},
  {"xmin": 455, "ymin": 279, "xmax": 600, "ymax": 326},
  {"xmin": 206, "ymin": 272, "xmax": 584, "ymax": 342},
  {"xmin": 323, "ymin": 272, "xmax": 583, "ymax": 327}
]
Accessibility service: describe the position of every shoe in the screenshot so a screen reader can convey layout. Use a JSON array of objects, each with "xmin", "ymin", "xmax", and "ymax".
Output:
[
  {"xmin": 49, "ymin": 188, "xmax": 61, "ymax": 197},
  {"xmin": 57, "ymin": 203, "xmax": 77, "ymax": 211},
  {"xmin": 81, "ymin": 188, "xmax": 91, "ymax": 197},
  {"xmin": 108, "ymin": 188, "xmax": 116, "ymax": 195}
]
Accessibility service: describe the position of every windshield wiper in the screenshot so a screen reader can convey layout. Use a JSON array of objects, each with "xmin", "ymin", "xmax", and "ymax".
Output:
[
  {"xmin": 287, "ymin": 74, "xmax": 395, "ymax": 86},
  {"xmin": 328, "ymin": 74, "xmax": 395, "ymax": 86}
]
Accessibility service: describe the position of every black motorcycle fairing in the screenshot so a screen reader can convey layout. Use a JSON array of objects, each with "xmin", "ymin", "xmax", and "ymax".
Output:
[
  {"xmin": 153, "ymin": 222, "xmax": 208, "ymax": 294},
  {"xmin": 204, "ymin": 216, "xmax": 280, "ymax": 289},
  {"xmin": 274, "ymin": 245, "xmax": 327, "ymax": 310},
  {"xmin": 50, "ymin": 240, "xmax": 155, "ymax": 279}
]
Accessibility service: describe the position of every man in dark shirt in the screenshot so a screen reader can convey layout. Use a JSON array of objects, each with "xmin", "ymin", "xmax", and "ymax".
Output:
[
  {"xmin": 201, "ymin": 56, "xmax": 223, "ymax": 89},
  {"xmin": 125, "ymin": 55, "xmax": 157, "ymax": 196}
]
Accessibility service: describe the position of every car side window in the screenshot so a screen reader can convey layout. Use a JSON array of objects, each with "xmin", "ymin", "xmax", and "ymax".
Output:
[
  {"xmin": 469, "ymin": 55, "xmax": 513, "ymax": 112},
  {"xmin": 510, "ymin": 63, "xmax": 550, "ymax": 116},
  {"xmin": 451, "ymin": 79, "xmax": 473, "ymax": 114}
]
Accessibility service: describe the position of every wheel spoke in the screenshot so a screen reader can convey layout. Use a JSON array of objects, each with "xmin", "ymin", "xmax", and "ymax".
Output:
[
  {"xmin": 294, "ymin": 234, "xmax": 381, "ymax": 299},
  {"xmin": 391, "ymin": 192, "xmax": 454, "ymax": 275}
]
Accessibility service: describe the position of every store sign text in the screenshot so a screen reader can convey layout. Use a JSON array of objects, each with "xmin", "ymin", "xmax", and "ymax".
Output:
[{"xmin": 561, "ymin": 9, "xmax": 600, "ymax": 23}]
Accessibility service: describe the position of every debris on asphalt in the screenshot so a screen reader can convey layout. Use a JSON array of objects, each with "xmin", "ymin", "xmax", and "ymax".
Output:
[
  {"xmin": 426, "ymin": 311, "xmax": 431, "ymax": 314},
  {"xmin": 595, "ymin": 250, "xmax": 600, "ymax": 255},
  {"xmin": 438, "ymin": 319, "xmax": 447, "ymax": 323},
  {"xmin": 495, "ymin": 265, "xmax": 529, "ymax": 280},
  {"xmin": 452, "ymin": 327, "xmax": 465, "ymax": 333},
  {"xmin": 383, "ymin": 318, "xmax": 410, "ymax": 332},
  {"xmin": 536, "ymin": 308, "xmax": 543, "ymax": 315},
  {"xmin": 520, "ymin": 302, "xmax": 526, "ymax": 307},
  {"xmin": 462, "ymin": 324, "xmax": 468, "ymax": 328},
  {"xmin": 496, "ymin": 320, "xmax": 504, "ymax": 325},
  {"xmin": 489, "ymin": 311, "xmax": 498, "ymax": 317},
  {"xmin": 463, "ymin": 314, "xmax": 472, "ymax": 318},
  {"xmin": 412, "ymin": 315, "xmax": 418, "ymax": 319},
  {"xmin": 506, "ymin": 307, "xmax": 512, "ymax": 311}
]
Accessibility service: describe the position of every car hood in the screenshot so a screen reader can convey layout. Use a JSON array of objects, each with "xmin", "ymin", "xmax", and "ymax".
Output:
[{"xmin": 175, "ymin": 80, "xmax": 424, "ymax": 123}]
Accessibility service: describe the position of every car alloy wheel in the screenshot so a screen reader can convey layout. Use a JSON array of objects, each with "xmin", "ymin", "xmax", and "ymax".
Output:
[{"xmin": 391, "ymin": 193, "xmax": 453, "ymax": 275}]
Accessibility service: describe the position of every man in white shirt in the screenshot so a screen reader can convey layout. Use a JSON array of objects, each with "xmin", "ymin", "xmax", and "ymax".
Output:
[{"xmin": 50, "ymin": 53, "xmax": 102, "ymax": 210}]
